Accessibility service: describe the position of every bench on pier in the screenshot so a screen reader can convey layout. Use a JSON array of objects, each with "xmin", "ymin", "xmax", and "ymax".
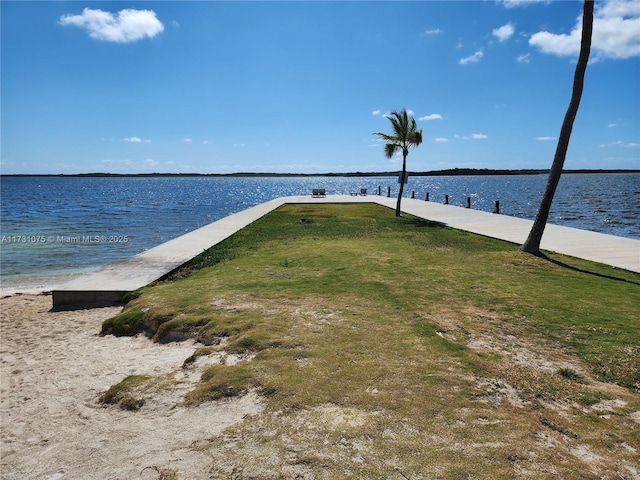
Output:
[{"xmin": 312, "ymin": 188, "xmax": 326, "ymax": 198}]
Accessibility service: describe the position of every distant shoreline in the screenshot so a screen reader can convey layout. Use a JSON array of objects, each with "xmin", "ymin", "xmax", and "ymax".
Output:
[{"xmin": 2, "ymin": 168, "xmax": 639, "ymax": 178}]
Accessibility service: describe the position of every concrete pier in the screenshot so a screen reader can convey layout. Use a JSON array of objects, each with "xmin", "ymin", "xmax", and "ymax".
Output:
[
  {"xmin": 52, "ymin": 198, "xmax": 287, "ymax": 307},
  {"xmin": 51, "ymin": 195, "xmax": 640, "ymax": 308}
]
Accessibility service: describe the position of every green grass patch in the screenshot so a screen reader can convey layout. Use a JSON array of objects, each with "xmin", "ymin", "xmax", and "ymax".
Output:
[
  {"xmin": 99, "ymin": 374, "xmax": 152, "ymax": 411},
  {"xmin": 100, "ymin": 307, "xmax": 145, "ymax": 337},
  {"xmin": 558, "ymin": 367, "xmax": 587, "ymax": 383},
  {"xmin": 183, "ymin": 363, "xmax": 255, "ymax": 405},
  {"xmin": 101, "ymin": 203, "xmax": 640, "ymax": 478},
  {"xmin": 104, "ymin": 203, "xmax": 639, "ymax": 391},
  {"xmin": 182, "ymin": 346, "xmax": 217, "ymax": 367}
]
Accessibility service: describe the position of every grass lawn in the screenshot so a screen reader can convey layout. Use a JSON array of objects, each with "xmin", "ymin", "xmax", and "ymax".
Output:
[{"xmin": 103, "ymin": 203, "xmax": 639, "ymax": 479}]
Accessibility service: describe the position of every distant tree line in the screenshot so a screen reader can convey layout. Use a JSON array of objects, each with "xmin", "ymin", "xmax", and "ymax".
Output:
[{"xmin": 2, "ymin": 168, "xmax": 637, "ymax": 178}]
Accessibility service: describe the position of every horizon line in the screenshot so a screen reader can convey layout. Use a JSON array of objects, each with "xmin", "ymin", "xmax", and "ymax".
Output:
[{"xmin": 2, "ymin": 168, "xmax": 639, "ymax": 178}]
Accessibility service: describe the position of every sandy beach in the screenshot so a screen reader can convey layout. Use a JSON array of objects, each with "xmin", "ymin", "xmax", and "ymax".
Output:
[{"xmin": 0, "ymin": 293, "xmax": 262, "ymax": 480}]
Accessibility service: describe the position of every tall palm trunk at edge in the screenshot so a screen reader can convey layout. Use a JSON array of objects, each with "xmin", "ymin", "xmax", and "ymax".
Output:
[{"xmin": 520, "ymin": 0, "xmax": 593, "ymax": 254}]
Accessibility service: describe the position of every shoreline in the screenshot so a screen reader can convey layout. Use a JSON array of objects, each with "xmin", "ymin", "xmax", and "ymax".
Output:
[
  {"xmin": 1, "ymin": 275, "xmax": 81, "ymax": 298},
  {"xmin": 0, "ymin": 285, "xmax": 60, "ymax": 298}
]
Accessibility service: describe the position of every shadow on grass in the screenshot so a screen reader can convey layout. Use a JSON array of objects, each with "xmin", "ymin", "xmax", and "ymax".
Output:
[
  {"xmin": 540, "ymin": 254, "xmax": 640, "ymax": 286},
  {"xmin": 402, "ymin": 217, "xmax": 446, "ymax": 229}
]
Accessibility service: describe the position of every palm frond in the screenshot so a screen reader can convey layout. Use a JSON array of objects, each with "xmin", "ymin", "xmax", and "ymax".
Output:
[
  {"xmin": 408, "ymin": 117, "xmax": 417, "ymax": 133},
  {"xmin": 389, "ymin": 111, "xmax": 407, "ymax": 140},
  {"xmin": 384, "ymin": 143, "xmax": 399, "ymax": 159},
  {"xmin": 374, "ymin": 132, "xmax": 396, "ymax": 143},
  {"xmin": 411, "ymin": 129, "xmax": 423, "ymax": 147}
]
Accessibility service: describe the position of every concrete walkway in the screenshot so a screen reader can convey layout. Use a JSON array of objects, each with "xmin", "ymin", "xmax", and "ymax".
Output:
[
  {"xmin": 52, "ymin": 197, "xmax": 287, "ymax": 307},
  {"xmin": 52, "ymin": 194, "xmax": 640, "ymax": 307}
]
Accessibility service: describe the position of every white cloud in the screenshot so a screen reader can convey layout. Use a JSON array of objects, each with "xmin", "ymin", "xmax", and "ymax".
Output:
[
  {"xmin": 608, "ymin": 123, "xmax": 617, "ymax": 127},
  {"xmin": 378, "ymin": 109, "xmax": 415, "ymax": 118},
  {"xmin": 493, "ymin": 23, "xmax": 515, "ymax": 42},
  {"xmin": 434, "ymin": 137, "xmax": 449, "ymax": 142},
  {"xmin": 516, "ymin": 53, "xmax": 532, "ymax": 63},
  {"xmin": 459, "ymin": 50, "xmax": 484, "ymax": 64},
  {"xmin": 500, "ymin": 0, "xmax": 550, "ymax": 8},
  {"xmin": 372, "ymin": 110, "xmax": 381, "ymax": 116},
  {"xmin": 143, "ymin": 159, "xmax": 158, "ymax": 166},
  {"xmin": 123, "ymin": 137, "xmax": 142, "ymax": 143},
  {"xmin": 599, "ymin": 140, "xmax": 640, "ymax": 147},
  {"xmin": 424, "ymin": 29, "xmax": 443, "ymax": 35},
  {"xmin": 455, "ymin": 134, "xmax": 489, "ymax": 140},
  {"xmin": 419, "ymin": 114, "xmax": 443, "ymax": 121},
  {"xmin": 202, "ymin": 140, "xmax": 210, "ymax": 144},
  {"xmin": 59, "ymin": 8, "xmax": 164, "ymax": 43},
  {"xmin": 529, "ymin": 0, "xmax": 640, "ymax": 60},
  {"xmin": 183, "ymin": 138, "xmax": 193, "ymax": 142},
  {"xmin": 536, "ymin": 136, "xmax": 556, "ymax": 140},
  {"xmin": 102, "ymin": 159, "xmax": 132, "ymax": 166},
  {"xmin": 529, "ymin": 28, "xmax": 582, "ymax": 57}
]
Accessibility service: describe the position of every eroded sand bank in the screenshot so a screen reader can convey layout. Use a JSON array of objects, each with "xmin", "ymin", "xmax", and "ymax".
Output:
[{"xmin": 0, "ymin": 294, "xmax": 261, "ymax": 480}]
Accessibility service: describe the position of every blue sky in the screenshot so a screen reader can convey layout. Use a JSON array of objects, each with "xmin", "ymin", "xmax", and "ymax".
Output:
[{"xmin": 1, "ymin": 0, "xmax": 639, "ymax": 174}]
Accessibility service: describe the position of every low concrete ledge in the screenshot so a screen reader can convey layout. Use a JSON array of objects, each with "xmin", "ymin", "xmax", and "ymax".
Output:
[{"xmin": 52, "ymin": 290, "xmax": 129, "ymax": 309}]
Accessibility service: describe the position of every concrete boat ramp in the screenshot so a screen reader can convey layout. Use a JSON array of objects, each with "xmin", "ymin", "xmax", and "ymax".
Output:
[{"xmin": 52, "ymin": 195, "xmax": 640, "ymax": 308}]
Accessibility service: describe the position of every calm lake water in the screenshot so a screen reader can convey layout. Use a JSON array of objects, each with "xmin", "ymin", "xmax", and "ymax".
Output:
[{"xmin": 1, "ymin": 173, "xmax": 638, "ymax": 289}]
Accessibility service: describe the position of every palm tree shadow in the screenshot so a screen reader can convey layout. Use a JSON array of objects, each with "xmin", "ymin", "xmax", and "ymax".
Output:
[
  {"xmin": 403, "ymin": 217, "xmax": 446, "ymax": 229},
  {"xmin": 539, "ymin": 253, "xmax": 640, "ymax": 286}
]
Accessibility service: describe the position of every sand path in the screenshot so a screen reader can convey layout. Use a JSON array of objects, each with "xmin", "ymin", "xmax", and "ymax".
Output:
[{"xmin": 0, "ymin": 294, "xmax": 262, "ymax": 480}]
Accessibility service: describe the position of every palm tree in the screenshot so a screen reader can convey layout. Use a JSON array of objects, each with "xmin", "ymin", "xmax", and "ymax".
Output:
[
  {"xmin": 374, "ymin": 110, "xmax": 423, "ymax": 217},
  {"xmin": 520, "ymin": 0, "xmax": 594, "ymax": 255}
]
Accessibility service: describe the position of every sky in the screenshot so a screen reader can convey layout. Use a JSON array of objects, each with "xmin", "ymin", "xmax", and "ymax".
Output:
[{"xmin": 1, "ymin": 0, "xmax": 639, "ymax": 174}]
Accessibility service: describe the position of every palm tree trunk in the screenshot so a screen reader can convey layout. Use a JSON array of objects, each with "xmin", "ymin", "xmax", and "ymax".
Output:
[
  {"xmin": 396, "ymin": 154, "xmax": 407, "ymax": 217},
  {"xmin": 520, "ymin": 0, "xmax": 593, "ymax": 255}
]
